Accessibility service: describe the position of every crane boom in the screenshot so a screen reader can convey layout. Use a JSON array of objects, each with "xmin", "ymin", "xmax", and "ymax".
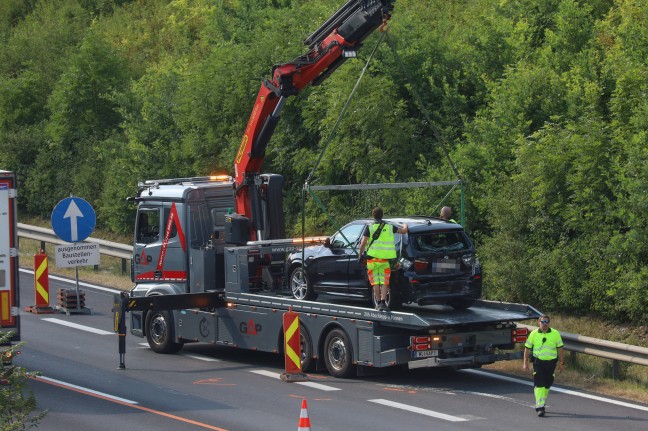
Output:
[{"xmin": 233, "ymin": 0, "xmax": 396, "ymax": 240}]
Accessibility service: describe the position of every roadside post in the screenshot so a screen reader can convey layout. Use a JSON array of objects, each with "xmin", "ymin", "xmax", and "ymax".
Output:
[
  {"xmin": 280, "ymin": 306, "xmax": 308, "ymax": 382},
  {"xmin": 25, "ymin": 250, "xmax": 55, "ymax": 314},
  {"xmin": 51, "ymin": 196, "xmax": 97, "ymax": 315},
  {"xmin": 113, "ymin": 292, "xmax": 128, "ymax": 369}
]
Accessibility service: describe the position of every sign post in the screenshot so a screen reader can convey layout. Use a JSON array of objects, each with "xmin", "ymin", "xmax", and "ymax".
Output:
[{"xmin": 51, "ymin": 196, "xmax": 97, "ymax": 315}]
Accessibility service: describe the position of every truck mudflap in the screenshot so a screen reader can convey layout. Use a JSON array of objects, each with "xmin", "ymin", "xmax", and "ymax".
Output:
[{"xmin": 408, "ymin": 351, "xmax": 524, "ymax": 370}]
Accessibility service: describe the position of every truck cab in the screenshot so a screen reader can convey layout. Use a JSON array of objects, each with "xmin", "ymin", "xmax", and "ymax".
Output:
[{"xmin": 128, "ymin": 175, "xmax": 284, "ymax": 340}]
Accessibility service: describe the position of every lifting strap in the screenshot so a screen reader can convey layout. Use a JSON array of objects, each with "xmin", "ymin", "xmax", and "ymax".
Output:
[
  {"xmin": 301, "ymin": 24, "xmax": 389, "ymax": 251},
  {"xmin": 305, "ymin": 26, "xmax": 388, "ymax": 185},
  {"xmin": 300, "ymin": 24, "xmax": 468, "ymax": 247}
]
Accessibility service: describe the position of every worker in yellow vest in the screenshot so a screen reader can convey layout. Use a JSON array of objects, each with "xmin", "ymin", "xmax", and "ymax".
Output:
[
  {"xmin": 440, "ymin": 206, "xmax": 457, "ymax": 223},
  {"xmin": 358, "ymin": 207, "xmax": 408, "ymax": 311},
  {"xmin": 523, "ymin": 315, "xmax": 565, "ymax": 417}
]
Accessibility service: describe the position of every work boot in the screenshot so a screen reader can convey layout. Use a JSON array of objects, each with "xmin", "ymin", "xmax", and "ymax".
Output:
[
  {"xmin": 375, "ymin": 301, "xmax": 382, "ymax": 310},
  {"xmin": 536, "ymin": 408, "xmax": 545, "ymax": 417},
  {"xmin": 378, "ymin": 301, "xmax": 387, "ymax": 311}
]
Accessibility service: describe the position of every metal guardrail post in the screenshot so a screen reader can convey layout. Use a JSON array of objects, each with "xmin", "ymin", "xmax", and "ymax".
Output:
[{"xmin": 612, "ymin": 360, "xmax": 620, "ymax": 381}]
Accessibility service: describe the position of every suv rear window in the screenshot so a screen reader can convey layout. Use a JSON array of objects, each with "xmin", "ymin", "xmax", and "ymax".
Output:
[{"xmin": 411, "ymin": 231, "xmax": 469, "ymax": 253}]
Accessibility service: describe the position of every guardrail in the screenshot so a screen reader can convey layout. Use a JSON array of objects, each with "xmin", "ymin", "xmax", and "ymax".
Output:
[
  {"xmin": 17, "ymin": 223, "xmax": 132, "ymax": 273},
  {"xmin": 16, "ymin": 224, "xmax": 648, "ymax": 378},
  {"xmin": 519, "ymin": 324, "xmax": 648, "ymax": 379}
]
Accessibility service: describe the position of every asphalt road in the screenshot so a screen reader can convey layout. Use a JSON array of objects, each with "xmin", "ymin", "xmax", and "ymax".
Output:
[{"xmin": 13, "ymin": 269, "xmax": 648, "ymax": 431}]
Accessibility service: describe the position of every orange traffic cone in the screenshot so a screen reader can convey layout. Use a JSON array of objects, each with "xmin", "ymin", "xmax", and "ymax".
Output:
[{"xmin": 297, "ymin": 399, "xmax": 311, "ymax": 431}]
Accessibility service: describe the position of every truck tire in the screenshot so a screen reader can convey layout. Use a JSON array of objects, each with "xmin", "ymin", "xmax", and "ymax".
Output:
[
  {"xmin": 290, "ymin": 266, "xmax": 317, "ymax": 301},
  {"xmin": 145, "ymin": 310, "xmax": 183, "ymax": 354},
  {"xmin": 300, "ymin": 328, "xmax": 314, "ymax": 372},
  {"xmin": 324, "ymin": 328, "xmax": 355, "ymax": 378}
]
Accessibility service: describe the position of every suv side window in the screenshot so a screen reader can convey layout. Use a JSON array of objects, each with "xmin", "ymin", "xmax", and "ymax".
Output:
[{"xmin": 330, "ymin": 223, "xmax": 365, "ymax": 248}]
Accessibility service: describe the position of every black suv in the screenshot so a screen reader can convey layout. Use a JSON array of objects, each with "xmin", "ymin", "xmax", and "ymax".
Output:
[{"xmin": 286, "ymin": 217, "xmax": 482, "ymax": 310}]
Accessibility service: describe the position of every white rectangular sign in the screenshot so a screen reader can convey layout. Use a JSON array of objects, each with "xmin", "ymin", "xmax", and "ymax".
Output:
[{"xmin": 55, "ymin": 242, "xmax": 100, "ymax": 268}]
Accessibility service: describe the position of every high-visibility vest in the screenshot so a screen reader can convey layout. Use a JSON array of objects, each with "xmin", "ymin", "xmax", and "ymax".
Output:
[
  {"xmin": 525, "ymin": 328, "xmax": 563, "ymax": 361},
  {"xmin": 367, "ymin": 222, "xmax": 396, "ymax": 259}
]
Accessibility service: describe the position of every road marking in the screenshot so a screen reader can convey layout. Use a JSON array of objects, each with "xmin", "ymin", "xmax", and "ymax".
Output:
[
  {"xmin": 369, "ymin": 399, "xmax": 472, "ymax": 421},
  {"xmin": 249, "ymin": 370, "xmax": 341, "ymax": 391},
  {"xmin": 137, "ymin": 343, "xmax": 221, "ymax": 362},
  {"xmin": 32, "ymin": 375, "xmax": 230, "ymax": 431},
  {"xmin": 35, "ymin": 375, "xmax": 138, "ymax": 404},
  {"xmin": 463, "ymin": 369, "xmax": 648, "ymax": 413},
  {"xmin": 41, "ymin": 318, "xmax": 114, "ymax": 335},
  {"xmin": 380, "ymin": 383, "xmax": 529, "ymax": 403},
  {"xmin": 182, "ymin": 354, "xmax": 221, "ymax": 362}
]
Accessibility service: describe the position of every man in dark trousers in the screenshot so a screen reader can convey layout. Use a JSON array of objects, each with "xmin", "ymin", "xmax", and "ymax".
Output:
[
  {"xmin": 358, "ymin": 207, "xmax": 407, "ymax": 311},
  {"xmin": 523, "ymin": 315, "xmax": 565, "ymax": 416}
]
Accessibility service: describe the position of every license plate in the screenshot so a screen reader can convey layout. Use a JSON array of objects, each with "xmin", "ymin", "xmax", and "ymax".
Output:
[
  {"xmin": 432, "ymin": 259, "xmax": 459, "ymax": 273},
  {"xmin": 413, "ymin": 350, "xmax": 438, "ymax": 358}
]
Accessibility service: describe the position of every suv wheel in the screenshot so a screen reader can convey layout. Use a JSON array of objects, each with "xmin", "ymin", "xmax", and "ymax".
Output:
[{"xmin": 290, "ymin": 266, "xmax": 317, "ymax": 301}]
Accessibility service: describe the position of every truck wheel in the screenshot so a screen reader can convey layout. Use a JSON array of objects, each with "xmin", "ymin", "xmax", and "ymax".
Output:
[
  {"xmin": 300, "ymin": 328, "xmax": 313, "ymax": 372},
  {"xmin": 449, "ymin": 299, "xmax": 475, "ymax": 310},
  {"xmin": 324, "ymin": 328, "xmax": 355, "ymax": 378},
  {"xmin": 290, "ymin": 266, "xmax": 317, "ymax": 301},
  {"xmin": 145, "ymin": 310, "xmax": 183, "ymax": 354}
]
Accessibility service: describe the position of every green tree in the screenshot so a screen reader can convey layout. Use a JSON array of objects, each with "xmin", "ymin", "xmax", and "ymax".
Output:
[
  {"xmin": 25, "ymin": 29, "xmax": 128, "ymax": 221},
  {"xmin": 0, "ymin": 331, "xmax": 46, "ymax": 431}
]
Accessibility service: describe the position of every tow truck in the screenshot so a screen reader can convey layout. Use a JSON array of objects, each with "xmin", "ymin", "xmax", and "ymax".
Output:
[{"xmin": 116, "ymin": 0, "xmax": 540, "ymax": 377}]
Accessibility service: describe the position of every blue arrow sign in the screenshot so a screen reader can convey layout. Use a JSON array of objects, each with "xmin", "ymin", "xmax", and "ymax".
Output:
[{"xmin": 51, "ymin": 197, "xmax": 96, "ymax": 243}]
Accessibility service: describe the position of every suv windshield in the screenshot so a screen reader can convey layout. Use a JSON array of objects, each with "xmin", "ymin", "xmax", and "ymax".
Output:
[{"xmin": 412, "ymin": 231, "xmax": 469, "ymax": 253}]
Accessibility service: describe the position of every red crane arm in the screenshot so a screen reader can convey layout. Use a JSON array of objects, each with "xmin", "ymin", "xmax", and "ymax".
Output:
[{"xmin": 234, "ymin": 0, "xmax": 396, "ymax": 238}]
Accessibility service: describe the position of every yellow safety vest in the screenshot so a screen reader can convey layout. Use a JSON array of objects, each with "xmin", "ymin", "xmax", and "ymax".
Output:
[
  {"xmin": 367, "ymin": 223, "xmax": 396, "ymax": 259},
  {"xmin": 525, "ymin": 328, "xmax": 563, "ymax": 361}
]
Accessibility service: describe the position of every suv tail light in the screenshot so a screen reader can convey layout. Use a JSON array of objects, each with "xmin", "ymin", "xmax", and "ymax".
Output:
[
  {"xmin": 399, "ymin": 258, "xmax": 412, "ymax": 270},
  {"xmin": 511, "ymin": 327, "xmax": 528, "ymax": 343},
  {"xmin": 461, "ymin": 254, "xmax": 476, "ymax": 266},
  {"xmin": 413, "ymin": 259, "xmax": 428, "ymax": 272}
]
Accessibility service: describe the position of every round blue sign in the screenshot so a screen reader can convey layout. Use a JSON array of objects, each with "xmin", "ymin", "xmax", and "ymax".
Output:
[{"xmin": 51, "ymin": 197, "xmax": 96, "ymax": 243}]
